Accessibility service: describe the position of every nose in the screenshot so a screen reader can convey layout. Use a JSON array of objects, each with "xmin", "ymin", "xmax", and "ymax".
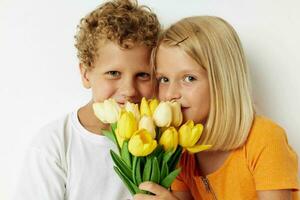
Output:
[
  {"xmin": 165, "ymin": 82, "xmax": 181, "ymax": 102},
  {"xmin": 119, "ymin": 77, "xmax": 138, "ymax": 102}
]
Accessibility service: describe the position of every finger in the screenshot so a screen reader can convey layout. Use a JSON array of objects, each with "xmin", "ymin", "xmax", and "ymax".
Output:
[
  {"xmin": 139, "ymin": 182, "xmax": 167, "ymax": 195},
  {"xmin": 133, "ymin": 194, "xmax": 157, "ymax": 200}
]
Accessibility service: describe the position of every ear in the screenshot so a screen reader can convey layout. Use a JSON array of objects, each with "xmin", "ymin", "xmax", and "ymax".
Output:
[{"xmin": 79, "ymin": 63, "xmax": 91, "ymax": 89}]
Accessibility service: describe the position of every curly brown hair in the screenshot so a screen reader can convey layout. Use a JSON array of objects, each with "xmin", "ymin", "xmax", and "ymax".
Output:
[{"xmin": 74, "ymin": 0, "xmax": 161, "ymax": 68}]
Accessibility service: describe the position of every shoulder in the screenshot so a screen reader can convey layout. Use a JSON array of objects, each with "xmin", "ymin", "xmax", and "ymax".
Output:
[
  {"xmin": 245, "ymin": 115, "xmax": 288, "ymax": 148},
  {"xmin": 243, "ymin": 116, "xmax": 299, "ymax": 191},
  {"xmin": 29, "ymin": 111, "xmax": 75, "ymax": 159},
  {"xmin": 244, "ymin": 115, "xmax": 298, "ymax": 171}
]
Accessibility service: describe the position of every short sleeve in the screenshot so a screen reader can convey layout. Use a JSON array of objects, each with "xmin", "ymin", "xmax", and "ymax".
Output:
[{"xmin": 248, "ymin": 121, "xmax": 299, "ymax": 191}]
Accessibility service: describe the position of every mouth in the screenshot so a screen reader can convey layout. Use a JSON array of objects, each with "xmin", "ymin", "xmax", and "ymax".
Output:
[{"xmin": 181, "ymin": 106, "xmax": 189, "ymax": 112}]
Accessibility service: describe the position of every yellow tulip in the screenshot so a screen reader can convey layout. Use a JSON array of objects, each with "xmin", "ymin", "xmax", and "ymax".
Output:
[
  {"xmin": 149, "ymin": 99, "xmax": 159, "ymax": 115},
  {"xmin": 93, "ymin": 99, "xmax": 121, "ymax": 123},
  {"xmin": 178, "ymin": 120, "xmax": 211, "ymax": 153},
  {"xmin": 159, "ymin": 127, "xmax": 178, "ymax": 152},
  {"xmin": 140, "ymin": 97, "xmax": 152, "ymax": 117},
  {"xmin": 125, "ymin": 101, "xmax": 140, "ymax": 121},
  {"xmin": 139, "ymin": 115, "xmax": 156, "ymax": 139},
  {"xmin": 169, "ymin": 101, "xmax": 183, "ymax": 127},
  {"xmin": 115, "ymin": 128, "xmax": 125, "ymax": 148},
  {"xmin": 128, "ymin": 129, "xmax": 157, "ymax": 157},
  {"xmin": 117, "ymin": 111, "xmax": 138, "ymax": 140},
  {"xmin": 153, "ymin": 101, "xmax": 172, "ymax": 127}
]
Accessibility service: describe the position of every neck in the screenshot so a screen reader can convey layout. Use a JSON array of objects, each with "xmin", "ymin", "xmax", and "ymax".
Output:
[
  {"xmin": 77, "ymin": 100, "xmax": 109, "ymax": 135},
  {"xmin": 195, "ymin": 150, "xmax": 231, "ymax": 176}
]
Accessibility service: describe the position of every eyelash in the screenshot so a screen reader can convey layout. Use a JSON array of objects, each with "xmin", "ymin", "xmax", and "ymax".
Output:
[
  {"xmin": 105, "ymin": 71, "xmax": 151, "ymax": 80},
  {"xmin": 106, "ymin": 71, "xmax": 121, "ymax": 78},
  {"xmin": 184, "ymin": 75, "xmax": 196, "ymax": 82},
  {"xmin": 157, "ymin": 76, "xmax": 169, "ymax": 83},
  {"xmin": 157, "ymin": 75, "xmax": 196, "ymax": 84},
  {"xmin": 137, "ymin": 72, "xmax": 151, "ymax": 80}
]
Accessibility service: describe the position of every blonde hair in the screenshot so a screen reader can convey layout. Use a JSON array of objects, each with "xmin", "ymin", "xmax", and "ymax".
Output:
[
  {"xmin": 74, "ymin": 0, "xmax": 161, "ymax": 69},
  {"xmin": 155, "ymin": 16, "xmax": 255, "ymax": 150}
]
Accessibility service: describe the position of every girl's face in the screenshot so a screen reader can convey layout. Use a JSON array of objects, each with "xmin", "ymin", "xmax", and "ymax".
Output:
[{"xmin": 156, "ymin": 45, "xmax": 210, "ymax": 124}]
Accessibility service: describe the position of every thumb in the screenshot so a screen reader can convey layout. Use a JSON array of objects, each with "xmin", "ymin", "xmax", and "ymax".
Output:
[{"xmin": 139, "ymin": 181, "xmax": 167, "ymax": 195}]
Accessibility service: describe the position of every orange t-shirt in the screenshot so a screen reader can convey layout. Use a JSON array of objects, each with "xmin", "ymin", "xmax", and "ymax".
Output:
[{"xmin": 171, "ymin": 116, "xmax": 299, "ymax": 199}]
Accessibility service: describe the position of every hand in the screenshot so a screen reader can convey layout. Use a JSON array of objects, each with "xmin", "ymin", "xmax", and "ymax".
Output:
[{"xmin": 133, "ymin": 182, "xmax": 179, "ymax": 200}]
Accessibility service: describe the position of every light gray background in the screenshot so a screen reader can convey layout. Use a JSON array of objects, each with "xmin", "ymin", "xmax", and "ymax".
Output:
[{"xmin": 0, "ymin": 0, "xmax": 299, "ymax": 199}]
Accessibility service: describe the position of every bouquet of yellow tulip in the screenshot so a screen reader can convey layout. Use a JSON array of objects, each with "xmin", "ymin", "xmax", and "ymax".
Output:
[{"xmin": 93, "ymin": 98, "xmax": 211, "ymax": 195}]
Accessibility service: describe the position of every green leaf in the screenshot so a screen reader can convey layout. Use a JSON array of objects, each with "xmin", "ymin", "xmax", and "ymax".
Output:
[
  {"xmin": 111, "ymin": 122, "xmax": 118, "ymax": 132},
  {"xmin": 160, "ymin": 168, "xmax": 181, "ymax": 189},
  {"xmin": 135, "ymin": 158, "xmax": 142, "ymax": 185},
  {"xmin": 160, "ymin": 160, "xmax": 169, "ymax": 182},
  {"xmin": 110, "ymin": 150, "xmax": 132, "ymax": 180},
  {"xmin": 163, "ymin": 149, "xmax": 174, "ymax": 163},
  {"xmin": 142, "ymin": 157, "xmax": 152, "ymax": 182},
  {"xmin": 103, "ymin": 130, "xmax": 117, "ymax": 145},
  {"xmin": 132, "ymin": 156, "xmax": 138, "ymax": 185},
  {"xmin": 113, "ymin": 166, "xmax": 135, "ymax": 195},
  {"xmin": 168, "ymin": 146, "xmax": 182, "ymax": 172},
  {"xmin": 149, "ymin": 145, "xmax": 163, "ymax": 158},
  {"xmin": 114, "ymin": 166, "xmax": 141, "ymax": 195},
  {"xmin": 121, "ymin": 141, "xmax": 132, "ymax": 168},
  {"xmin": 150, "ymin": 157, "xmax": 160, "ymax": 184}
]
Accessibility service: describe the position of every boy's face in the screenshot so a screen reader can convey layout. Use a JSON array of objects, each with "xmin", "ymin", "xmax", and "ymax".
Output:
[
  {"xmin": 156, "ymin": 45, "xmax": 210, "ymax": 124},
  {"xmin": 80, "ymin": 41, "xmax": 155, "ymax": 105}
]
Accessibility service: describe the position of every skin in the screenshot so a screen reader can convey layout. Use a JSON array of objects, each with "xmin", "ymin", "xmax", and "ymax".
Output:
[
  {"xmin": 134, "ymin": 45, "xmax": 292, "ymax": 200},
  {"xmin": 78, "ymin": 41, "xmax": 155, "ymax": 134}
]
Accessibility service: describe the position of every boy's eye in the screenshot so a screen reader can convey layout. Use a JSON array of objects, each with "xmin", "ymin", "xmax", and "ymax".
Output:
[
  {"xmin": 157, "ymin": 76, "xmax": 169, "ymax": 83},
  {"xmin": 137, "ymin": 72, "xmax": 151, "ymax": 80},
  {"xmin": 105, "ymin": 71, "xmax": 121, "ymax": 78},
  {"xmin": 184, "ymin": 75, "xmax": 196, "ymax": 82}
]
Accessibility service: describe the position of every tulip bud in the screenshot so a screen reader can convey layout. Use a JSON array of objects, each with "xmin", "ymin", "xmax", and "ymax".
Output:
[
  {"xmin": 117, "ymin": 111, "xmax": 138, "ymax": 140},
  {"xmin": 138, "ymin": 115, "xmax": 156, "ymax": 139},
  {"xmin": 149, "ymin": 99, "xmax": 159, "ymax": 115},
  {"xmin": 128, "ymin": 129, "xmax": 157, "ymax": 157},
  {"xmin": 125, "ymin": 101, "xmax": 140, "ymax": 121},
  {"xmin": 153, "ymin": 102, "xmax": 172, "ymax": 127},
  {"xmin": 178, "ymin": 120, "xmax": 211, "ymax": 153},
  {"xmin": 169, "ymin": 101, "xmax": 183, "ymax": 127},
  {"xmin": 93, "ymin": 99, "xmax": 121, "ymax": 123},
  {"xmin": 140, "ymin": 97, "xmax": 152, "ymax": 117},
  {"xmin": 159, "ymin": 127, "xmax": 178, "ymax": 152},
  {"xmin": 115, "ymin": 128, "xmax": 125, "ymax": 148}
]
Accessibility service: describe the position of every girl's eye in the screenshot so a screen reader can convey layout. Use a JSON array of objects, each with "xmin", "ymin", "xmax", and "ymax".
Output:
[
  {"xmin": 184, "ymin": 75, "xmax": 196, "ymax": 82},
  {"xmin": 105, "ymin": 71, "xmax": 121, "ymax": 78},
  {"xmin": 157, "ymin": 76, "xmax": 169, "ymax": 83},
  {"xmin": 137, "ymin": 72, "xmax": 151, "ymax": 80}
]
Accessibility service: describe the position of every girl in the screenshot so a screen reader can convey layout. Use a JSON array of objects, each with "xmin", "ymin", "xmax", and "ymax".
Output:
[{"xmin": 134, "ymin": 16, "xmax": 299, "ymax": 200}]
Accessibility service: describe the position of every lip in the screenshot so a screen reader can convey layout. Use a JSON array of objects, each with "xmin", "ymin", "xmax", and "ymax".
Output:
[{"xmin": 181, "ymin": 106, "xmax": 189, "ymax": 111}]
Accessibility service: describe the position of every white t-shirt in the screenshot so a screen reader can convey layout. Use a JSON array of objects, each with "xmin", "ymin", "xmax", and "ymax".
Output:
[{"xmin": 14, "ymin": 109, "xmax": 131, "ymax": 200}]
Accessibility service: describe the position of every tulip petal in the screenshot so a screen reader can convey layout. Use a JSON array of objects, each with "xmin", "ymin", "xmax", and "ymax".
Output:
[
  {"xmin": 179, "ymin": 123, "xmax": 192, "ymax": 147},
  {"xmin": 140, "ymin": 97, "xmax": 152, "ymax": 117},
  {"xmin": 149, "ymin": 99, "xmax": 159, "ymax": 115},
  {"xmin": 190, "ymin": 124, "xmax": 204, "ymax": 146},
  {"xmin": 186, "ymin": 144, "xmax": 212, "ymax": 153}
]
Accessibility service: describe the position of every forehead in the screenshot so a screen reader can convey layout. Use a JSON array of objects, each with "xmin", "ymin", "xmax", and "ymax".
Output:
[
  {"xmin": 156, "ymin": 45, "xmax": 205, "ymax": 74},
  {"xmin": 94, "ymin": 41, "xmax": 152, "ymax": 69}
]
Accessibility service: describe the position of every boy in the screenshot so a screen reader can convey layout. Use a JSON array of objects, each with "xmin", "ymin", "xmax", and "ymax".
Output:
[{"xmin": 14, "ymin": 0, "xmax": 160, "ymax": 199}]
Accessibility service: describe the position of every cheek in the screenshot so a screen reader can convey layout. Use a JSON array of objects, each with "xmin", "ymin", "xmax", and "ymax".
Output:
[
  {"xmin": 92, "ymin": 81, "xmax": 117, "ymax": 102},
  {"xmin": 158, "ymin": 85, "xmax": 167, "ymax": 101}
]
